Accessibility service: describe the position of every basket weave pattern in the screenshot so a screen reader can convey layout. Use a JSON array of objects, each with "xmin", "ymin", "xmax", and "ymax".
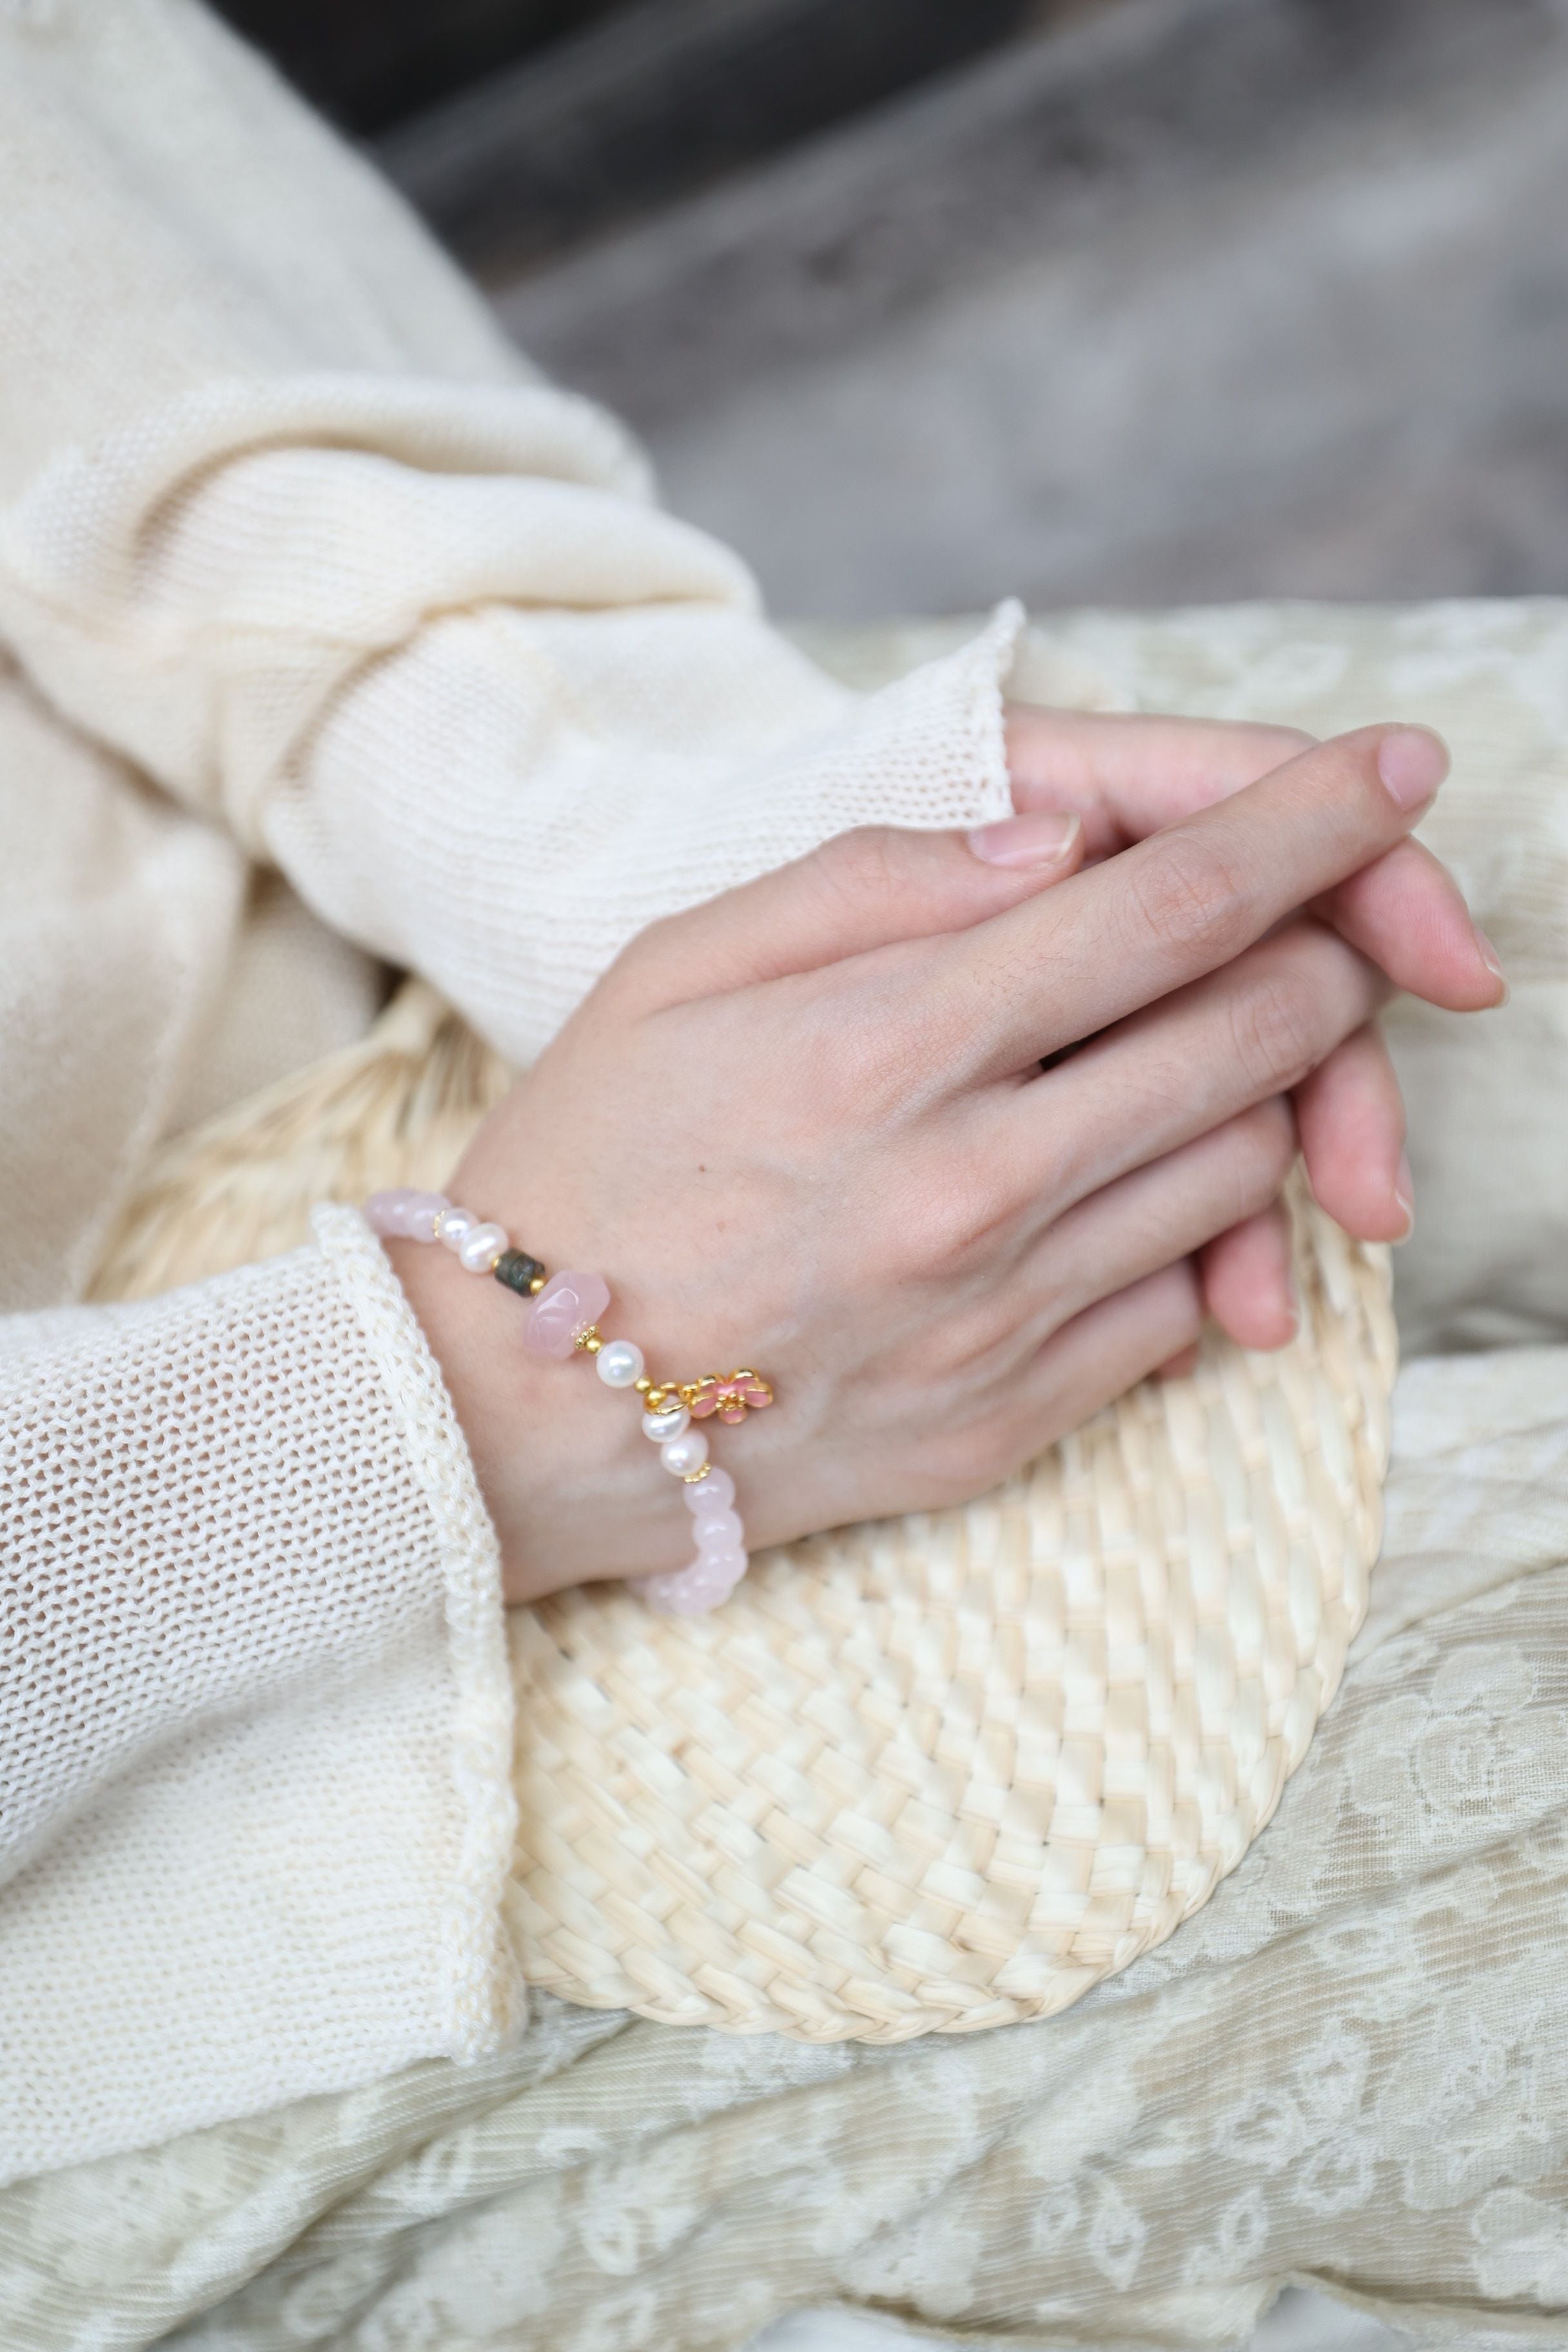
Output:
[
  {"xmin": 507, "ymin": 1200, "xmax": 1391, "ymax": 2039},
  {"xmin": 92, "ymin": 978, "xmax": 1395, "ymax": 2044}
]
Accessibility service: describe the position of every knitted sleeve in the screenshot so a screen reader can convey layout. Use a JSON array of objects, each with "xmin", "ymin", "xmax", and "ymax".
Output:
[
  {"xmin": 0, "ymin": 1207, "xmax": 522, "ymax": 2184},
  {"xmin": 0, "ymin": 0, "xmax": 1019, "ymax": 1069}
]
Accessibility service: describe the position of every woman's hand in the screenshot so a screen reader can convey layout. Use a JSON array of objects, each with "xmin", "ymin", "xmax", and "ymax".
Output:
[
  {"xmin": 1003, "ymin": 704, "xmax": 1507, "ymax": 1356},
  {"xmin": 391, "ymin": 722, "xmax": 1487, "ymax": 1606}
]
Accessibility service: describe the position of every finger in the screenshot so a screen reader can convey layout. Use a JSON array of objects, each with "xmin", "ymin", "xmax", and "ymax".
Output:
[
  {"xmin": 1007, "ymin": 707, "xmax": 1503, "ymax": 1013},
  {"xmin": 1006, "ymin": 705, "xmax": 1315, "ymax": 859},
  {"xmin": 1019, "ymin": 1098, "xmax": 1296, "ymax": 1332},
  {"xmin": 943, "ymin": 723, "xmax": 1449, "ymax": 1082},
  {"xmin": 1008, "ymin": 919, "xmax": 1385, "ymax": 1214},
  {"xmin": 1002, "ymin": 1260, "xmax": 1206, "ymax": 1462},
  {"xmin": 1156, "ymin": 1343, "xmax": 1201, "ymax": 1380},
  {"xmin": 1293, "ymin": 1023, "xmax": 1413, "ymax": 1242},
  {"xmin": 1311, "ymin": 837, "xmax": 1507, "ymax": 1012},
  {"xmin": 1199, "ymin": 1202, "xmax": 1298, "ymax": 1350},
  {"xmin": 610, "ymin": 812, "xmax": 1084, "ymax": 1006}
]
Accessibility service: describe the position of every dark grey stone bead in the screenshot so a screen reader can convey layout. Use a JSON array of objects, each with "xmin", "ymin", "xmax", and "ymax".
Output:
[{"xmin": 493, "ymin": 1249, "xmax": 547, "ymax": 1297}]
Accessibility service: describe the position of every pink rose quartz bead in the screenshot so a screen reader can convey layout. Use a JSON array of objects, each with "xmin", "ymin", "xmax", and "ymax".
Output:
[
  {"xmin": 362, "ymin": 1191, "xmax": 406, "ymax": 1237},
  {"xmin": 524, "ymin": 1270, "xmax": 611, "ymax": 1359},
  {"xmin": 692, "ymin": 1509, "xmax": 745, "ymax": 1552},
  {"xmin": 635, "ymin": 1555, "xmax": 747, "ymax": 1615},
  {"xmin": 683, "ymin": 1467, "xmax": 736, "ymax": 1514},
  {"xmin": 689, "ymin": 1544, "xmax": 747, "ymax": 1580},
  {"xmin": 364, "ymin": 1188, "xmax": 449, "ymax": 1240}
]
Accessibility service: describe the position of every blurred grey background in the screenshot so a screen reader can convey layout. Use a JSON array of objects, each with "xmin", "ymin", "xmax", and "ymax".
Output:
[
  {"xmin": 208, "ymin": 10, "xmax": 1563, "ymax": 2335},
  {"xmin": 224, "ymin": 0, "xmax": 1568, "ymax": 623}
]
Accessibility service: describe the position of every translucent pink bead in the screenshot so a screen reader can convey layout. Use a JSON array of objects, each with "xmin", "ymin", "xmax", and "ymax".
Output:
[
  {"xmin": 689, "ymin": 1544, "xmax": 747, "ymax": 1580},
  {"xmin": 634, "ymin": 1553, "xmax": 747, "ymax": 1615},
  {"xmin": 683, "ymin": 1467, "xmax": 736, "ymax": 1515},
  {"xmin": 364, "ymin": 1188, "xmax": 449, "ymax": 1240},
  {"xmin": 362, "ymin": 1191, "xmax": 407, "ymax": 1237},
  {"xmin": 692, "ymin": 1508, "xmax": 745, "ymax": 1552},
  {"xmin": 524, "ymin": 1270, "xmax": 611, "ymax": 1359}
]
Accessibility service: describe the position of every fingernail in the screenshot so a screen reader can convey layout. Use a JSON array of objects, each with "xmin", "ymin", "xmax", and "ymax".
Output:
[
  {"xmin": 1377, "ymin": 726, "xmax": 1449, "ymax": 812},
  {"xmin": 1393, "ymin": 1150, "xmax": 1415, "ymax": 1242},
  {"xmin": 966, "ymin": 809, "xmax": 1082, "ymax": 868},
  {"xmin": 1476, "ymin": 926, "xmax": 1511, "ymax": 1004}
]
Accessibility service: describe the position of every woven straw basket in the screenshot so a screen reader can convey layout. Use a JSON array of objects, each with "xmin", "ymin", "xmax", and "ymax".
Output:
[{"xmin": 92, "ymin": 976, "xmax": 1396, "ymax": 2044}]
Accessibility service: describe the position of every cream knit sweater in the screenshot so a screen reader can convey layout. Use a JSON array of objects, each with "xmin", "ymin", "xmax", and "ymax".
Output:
[{"xmin": 0, "ymin": 0, "xmax": 1024, "ymax": 2181}]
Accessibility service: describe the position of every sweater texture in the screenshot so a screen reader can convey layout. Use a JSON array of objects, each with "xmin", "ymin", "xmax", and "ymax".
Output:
[{"xmin": 0, "ymin": 0, "xmax": 1019, "ymax": 2178}]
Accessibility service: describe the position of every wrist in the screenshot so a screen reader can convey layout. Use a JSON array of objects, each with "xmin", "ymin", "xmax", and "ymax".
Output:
[{"xmin": 383, "ymin": 1232, "xmax": 692, "ymax": 1605}]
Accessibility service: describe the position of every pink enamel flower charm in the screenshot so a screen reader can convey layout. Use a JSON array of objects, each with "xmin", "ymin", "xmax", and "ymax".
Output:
[{"xmin": 689, "ymin": 1370, "xmax": 774, "ymax": 1426}]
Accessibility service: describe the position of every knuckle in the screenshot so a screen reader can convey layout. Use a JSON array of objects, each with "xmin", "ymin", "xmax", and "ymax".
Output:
[
  {"xmin": 916, "ymin": 1415, "xmax": 1019, "ymax": 1505},
  {"xmin": 808, "ymin": 958, "xmax": 961, "ymax": 1130},
  {"xmin": 1122, "ymin": 832, "xmax": 1253, "ymax": 963},
  {"xmin": 596, "ymin": 914, "xmax": 671, "ymax": 1003},
  {"xmin": 1253, "ymin": 723, "xmax": 1315, "ymax": 763},
  {"xmin": 811, "ymin": 825, "xmax": 914, "ymax": 910},
  {"xmin": 1221, "ymin": 1100, "xmax": 1297, "ymax": 1219},
  {"xmin": 891, "ymin": 1171, "xmax": 1011, "ymax": 1280},
  {"xmin": 1229, "ymin": 968, "xmax": 1322, "ymax": 1097},
  {"xmin": 810, "ymin": 996, "xmax": 917, "ymax": 1123},
  {"xmin": 1248, "ymin": 1093, "xmax": 1299, "ymax": 1181}
]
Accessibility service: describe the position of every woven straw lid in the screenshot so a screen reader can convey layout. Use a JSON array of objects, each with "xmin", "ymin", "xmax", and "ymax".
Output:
[{"xmin": 94, "ymin": 978, "xmax": 1396, "ymax": 2044}]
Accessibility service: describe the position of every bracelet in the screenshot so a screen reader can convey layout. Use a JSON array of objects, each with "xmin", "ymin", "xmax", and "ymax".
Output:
[{"xmin": 362, "ymin": 1188, "xmax": 774, "ymax": 1616}]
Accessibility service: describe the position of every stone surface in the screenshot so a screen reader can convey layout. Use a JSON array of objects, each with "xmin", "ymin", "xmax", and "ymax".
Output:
[
  {"xmin": 493, "ymin": 1247, "xmax": 547, "ymax": 1297},
  {"xmin": 522, "ymin": 1268, "xmax": 611, "ymax": 1357},
  {"xmin": 498, "ymin": 0, "xmax": 1568, "ymax": 618}
]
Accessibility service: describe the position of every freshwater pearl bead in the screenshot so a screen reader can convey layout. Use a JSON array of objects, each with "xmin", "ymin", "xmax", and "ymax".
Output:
[
  {"xmin": 524, "ymin": 1271, "xmax": 612, "ymax": 1360},
  {"xmin": 642, "ymin": 1404, "xmax": 690, "ymax": 1443},
  {"xmin": 660, "ymin": 1429, "xmax": 709, "ymax": 1478},
  {"xmin": 436, "ymin": 1205, "xmax": 478, "ymax": 1250},
  {"xmin": 596, "ymin": 1339, "xmax": 646, "ymax": 1388},
  {"xmin": 692, "ymin": 1508, "xmax": 745, "ymax": 1551},
  {"xmin": 456, "ymin": 1221, "xmax": 508, "ymax": 1273},
  {"xmin": 683, "ymin": 1465, "xmax": 736, "ymax": 1514}
]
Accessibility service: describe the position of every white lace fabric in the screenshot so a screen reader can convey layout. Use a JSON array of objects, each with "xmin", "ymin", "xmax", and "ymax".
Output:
[
  {"xmin": 0, "ymin": 1209, "xmax": 522, "ymax": 2180},
  {"xmin": 3, "ymin": 1348, "xmax": 1565, "ymax": 2352}
]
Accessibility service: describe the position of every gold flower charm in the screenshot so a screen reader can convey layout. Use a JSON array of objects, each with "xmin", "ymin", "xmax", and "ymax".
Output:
[{"xmin": 687, "ymin": 1370, "xmax": 775, "ymax": 1426}]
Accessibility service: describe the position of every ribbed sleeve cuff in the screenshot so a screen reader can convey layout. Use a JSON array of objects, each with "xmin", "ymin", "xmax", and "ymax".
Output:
[
  {"xmin": 0, "ymin": 1227, "xmax": 522, "ymax": 2181},
  {"xmin": 313, "ymin": 1204, "xmax": 524, "ymax": 2059}
]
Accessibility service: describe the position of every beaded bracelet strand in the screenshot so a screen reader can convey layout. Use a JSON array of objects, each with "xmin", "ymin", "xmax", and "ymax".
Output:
[{"xmin": 362, "ymin": 1188, "xmax": 773, "ymax": 1616}]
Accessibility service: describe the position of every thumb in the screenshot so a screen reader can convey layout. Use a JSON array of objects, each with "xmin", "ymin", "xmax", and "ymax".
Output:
[{"xmin": 619, "ymin": 810, "xmax": 1084, "ymax": 1003}]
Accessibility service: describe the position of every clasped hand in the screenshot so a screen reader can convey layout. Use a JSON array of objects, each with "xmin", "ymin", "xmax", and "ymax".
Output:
[{"xmin": 391, "ymin": 714, "xmax": 1503, "ymax": 1604}]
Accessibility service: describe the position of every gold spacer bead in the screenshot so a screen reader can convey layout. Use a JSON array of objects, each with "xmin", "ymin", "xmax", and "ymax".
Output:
[
  {"xmin": 633, "ymin": 1376, "xmax": 653, "ymax": 1395},
  {"xmin": 575, "ymin": 1326, "xmax": 604, "ymax": 1355},
  {"xmin": 528, "ymin": 1274, "xmax": 546, "ymax": 1295},
  {"xmin": 681, "ymin": 1465, "xmax": 712, "ymax": 1484}
]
